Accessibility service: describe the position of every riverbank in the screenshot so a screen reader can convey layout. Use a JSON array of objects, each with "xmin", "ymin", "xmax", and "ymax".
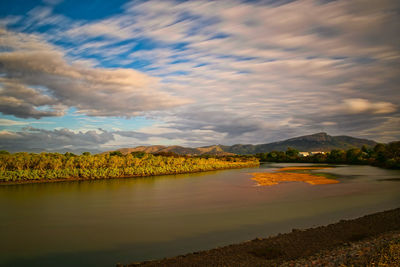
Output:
[
  {"xmin": 122, "ymin": 207, "xmax": 400, "ymax": 266},
  {"xmin": 0, "ymin": 152, "xmax": 259, "ymax": 185},
  {"xmin": 0, "ymin": 162, "xmax": 259, "ymax": 186}
]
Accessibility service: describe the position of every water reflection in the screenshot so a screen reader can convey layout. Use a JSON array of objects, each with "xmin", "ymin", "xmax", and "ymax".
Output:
[{"xmin": 0, "ymin": 164, "xmax": 399, "ymax": 266}]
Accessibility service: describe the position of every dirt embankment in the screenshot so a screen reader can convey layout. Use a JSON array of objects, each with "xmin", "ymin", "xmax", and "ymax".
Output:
[{"xmin": 121, "ymin": 208, "xmax": 400, "ymax": 267}]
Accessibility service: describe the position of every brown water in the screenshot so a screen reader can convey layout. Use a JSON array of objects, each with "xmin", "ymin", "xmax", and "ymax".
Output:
[{"xmin": 1, "ymin": 163, "xmax": 400, "ymax": 266}]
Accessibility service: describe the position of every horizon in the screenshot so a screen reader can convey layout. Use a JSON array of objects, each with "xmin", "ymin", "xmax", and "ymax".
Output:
[
  {"xmin": 1, "ymin": 131, "xmax": 383, "ymax": 154},
  {"xmin": 0, "ymin": 0, "xmax": 399, "ymax": 153}
]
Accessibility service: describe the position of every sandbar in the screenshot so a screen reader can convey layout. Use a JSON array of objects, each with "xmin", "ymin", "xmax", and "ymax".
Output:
[{"xmin": 251, "ymin": 172, "xmax": 339, "ymax": 186}]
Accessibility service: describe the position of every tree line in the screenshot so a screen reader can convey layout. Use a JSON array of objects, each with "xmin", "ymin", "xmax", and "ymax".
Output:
[
  {"xmin": 255, "ymin": 141, "xmax": 400, "ymax": 169},
  {"xmin": 0, "ymin": 151, "xmax": 259, "ymax": 183}
]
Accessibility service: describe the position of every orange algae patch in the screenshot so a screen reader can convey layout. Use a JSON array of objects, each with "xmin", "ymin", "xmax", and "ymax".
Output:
[
  {"xmin": 278, "ymin": 167, "xmax": 333, "ymax": 171},
  {"xmin": 251, "ymin": 172, "xmax": 339, "ymax": 186}
]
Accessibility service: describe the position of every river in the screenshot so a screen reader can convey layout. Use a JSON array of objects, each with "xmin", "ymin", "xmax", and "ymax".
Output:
[{"xmin": 1, "ymin": 163, "xmax": 400, "ymax": 266}]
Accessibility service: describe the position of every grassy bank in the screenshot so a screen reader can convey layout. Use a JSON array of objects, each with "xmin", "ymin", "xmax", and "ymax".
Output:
[
  {"xmin": 123, "ymin": 208, "xmax": 400, "ymax": 266},
  {"xmin": 0, "ymin": 152, "xmax": 259, "ymax": 184}
]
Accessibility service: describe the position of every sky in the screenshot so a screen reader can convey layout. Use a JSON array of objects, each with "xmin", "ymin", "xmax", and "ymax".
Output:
[{"xmin": 0, "ymin": 0, "xmax": 399, "ymax": 153}]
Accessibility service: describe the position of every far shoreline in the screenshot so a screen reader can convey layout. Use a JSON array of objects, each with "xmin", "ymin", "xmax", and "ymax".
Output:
[{"xmin": 0, "ymin": 163, "xmax": 259, "ymax": 186}]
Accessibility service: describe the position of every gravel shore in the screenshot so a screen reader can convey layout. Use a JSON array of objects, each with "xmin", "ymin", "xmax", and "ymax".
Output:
[
  {"xmin": 281, "ymin": 231, "xmax": 400, "ymax": 267},
  {"xmin": 121, "ymin": 208, "xmax": 400, "ymax": 267}
]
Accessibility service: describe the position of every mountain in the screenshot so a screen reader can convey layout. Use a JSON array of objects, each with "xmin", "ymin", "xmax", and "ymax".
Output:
[
  {"xmin": 110, "ymin": 133, "xmax": 377, "ymax": 156},
  {"xmin": 112, "ymin": 145, "xmax": 234, "ymax": 156},
  {"xmin": 221, "ymin": 132, "xmax": 377, "ymax": 154}
]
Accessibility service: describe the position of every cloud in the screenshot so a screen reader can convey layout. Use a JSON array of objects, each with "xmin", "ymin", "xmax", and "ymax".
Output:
[
  {"xmin": 356, "ymin": 116, "xmax": 400, "ymax": 143},
  {"xmin": 342, "ymin": 98, "xmax": 397, "ymax": 114},
  {"xmin": 0, "ymin": 119, "xmax": 31, "ymax": 126},
  {"xmin": 0, "ymin": 127, "xmax": 115, "ymax": 153},
  {"xmin": 0, "ymin": 126, "xmax": 181, "ymax": 153},
  {"xmin": 0, "ymin": 28, "xmax": 190, "ymax": 119},
  {"xmin": 0, "ymin": 0, "xmax": 399, "ymax": 146},
  {"xmin": 0, "ymin": 79, "xmax": 65, "ymax": 118}
]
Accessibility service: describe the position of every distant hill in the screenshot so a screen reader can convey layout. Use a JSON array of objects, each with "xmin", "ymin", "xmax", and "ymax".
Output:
[
  {"xmin": 110, "ymin": 132, "xmax": 377, "ymax": 156},
  {"xmin": 221, "ymin": 132, "xmax": 377, "ymax": 154},
  {"xmin": 112, "ymin": 145, "xmax": 235, "ymax": 156}
]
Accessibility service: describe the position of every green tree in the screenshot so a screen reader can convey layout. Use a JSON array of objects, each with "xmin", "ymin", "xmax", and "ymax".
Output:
[
  {"xmin": 373, "ymin": 143, "xmax": 387, "ymax": 163},
  {"xmin": 286, "ymin": 147, "xmax": 299, "ymax": 161},
  {"xmin": 346, "ymin": 148, "xmax": 362, "ymax": 163},
  {"xmin": 109, "ymin": 151, "xmax": 123, "ymax": 157},
  {"xmin": 131, "ymin": 151, "xmax": 146, "ymax": 158},
  {"xmin": 327, "ymin": 149, "xmax": 346, "ymax": 163}
]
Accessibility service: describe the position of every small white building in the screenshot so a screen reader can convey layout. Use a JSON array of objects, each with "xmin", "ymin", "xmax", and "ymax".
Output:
[{"xmin": 299, "ymin": 151, "xmax": 326, "ymax": 156}]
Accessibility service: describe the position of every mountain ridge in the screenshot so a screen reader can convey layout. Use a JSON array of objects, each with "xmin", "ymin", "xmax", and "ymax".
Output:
[
  {"xmin": 221, "ymin": 132, "xmax": 377, "ymax": 154},
  {"xmin": 111, "ymin": 132, "xmax": 377, "ymax": 155}
]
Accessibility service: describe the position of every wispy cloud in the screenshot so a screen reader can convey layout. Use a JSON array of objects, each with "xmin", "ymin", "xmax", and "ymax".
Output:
[
  {"xmin": 0, "ymin": 118, "xmax": 54, "ymax": 126},
  {"xmin": 0, "ymin": 119, "xmax": 29, "ymax": 126},
  {"xmin": 0, "ymin": 0, "xmax": 399, "ymax": 150}
]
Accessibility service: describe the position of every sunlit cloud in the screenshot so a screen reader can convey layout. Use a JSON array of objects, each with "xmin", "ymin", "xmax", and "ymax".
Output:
[
  {"xmin": 0, "ymin": 0, "xmax": 399, "ymax": 151},
  {"xmin": 0, "ymin": 28, "xmax": 190, "ymax": 119},
  {"xmin": 342, "ymin": 98, "xmax": 397, "ymax": 115}
]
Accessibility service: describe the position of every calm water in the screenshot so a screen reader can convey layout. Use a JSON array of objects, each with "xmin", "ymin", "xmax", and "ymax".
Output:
[{"xmin": 1, "ymin": 163, "xmax": 400, "ymax": 266}]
